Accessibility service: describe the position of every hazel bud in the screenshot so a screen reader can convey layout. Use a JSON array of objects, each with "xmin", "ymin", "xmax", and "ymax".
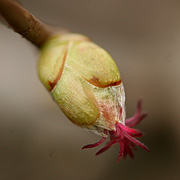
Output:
[
  {"xmin": 38, "ymin": 33, "xmax": 121, "ymax": 133},
  {"xmin": 38, "ymin": 33, "xmax": 149, "ymax": 162}
]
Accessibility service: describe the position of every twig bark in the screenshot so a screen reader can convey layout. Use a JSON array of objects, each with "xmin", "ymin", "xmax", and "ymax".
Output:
[{"xmin": 0, "ymin": 0, "xmax": 53, "ymax": 48}]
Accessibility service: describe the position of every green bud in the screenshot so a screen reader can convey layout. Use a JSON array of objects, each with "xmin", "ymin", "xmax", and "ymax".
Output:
[{"xmin": 38, "ymin": 33, "xmax": 125, "ymax": 136}]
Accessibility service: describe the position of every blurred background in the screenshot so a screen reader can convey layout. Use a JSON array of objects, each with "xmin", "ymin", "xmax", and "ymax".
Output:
[{"xmin": 0, "ymin": 0, "xmax": 180, "ymax": 179}]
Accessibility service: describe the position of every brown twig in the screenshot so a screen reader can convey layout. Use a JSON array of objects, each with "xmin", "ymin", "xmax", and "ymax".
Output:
[{"xmin": 0, "ymin": 0, "xmax": 53, "ymax": 48}]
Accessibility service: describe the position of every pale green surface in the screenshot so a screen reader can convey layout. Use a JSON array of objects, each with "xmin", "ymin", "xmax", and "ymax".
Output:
[
  {"xmin": 38, "ymin": 43, "xmax": 68, "ymax": 90},
  {"xmin": 51, "ymin": 66, "xmax": 99, "ymax": 127},
  {"xmin": 67, "ymin": 41, "xmax": 121, "ymax": 87}
]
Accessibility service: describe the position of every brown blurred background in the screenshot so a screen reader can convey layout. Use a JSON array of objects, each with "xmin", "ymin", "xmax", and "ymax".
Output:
[{"xmin": 0, "ymin": 0, "xmax": 180, "ymax": 179}]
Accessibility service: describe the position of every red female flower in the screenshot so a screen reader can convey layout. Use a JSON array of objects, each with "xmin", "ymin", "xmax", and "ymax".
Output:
[{"xmin": 82, "ymin": 100, "xmax": 149, "ymax": 162}]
